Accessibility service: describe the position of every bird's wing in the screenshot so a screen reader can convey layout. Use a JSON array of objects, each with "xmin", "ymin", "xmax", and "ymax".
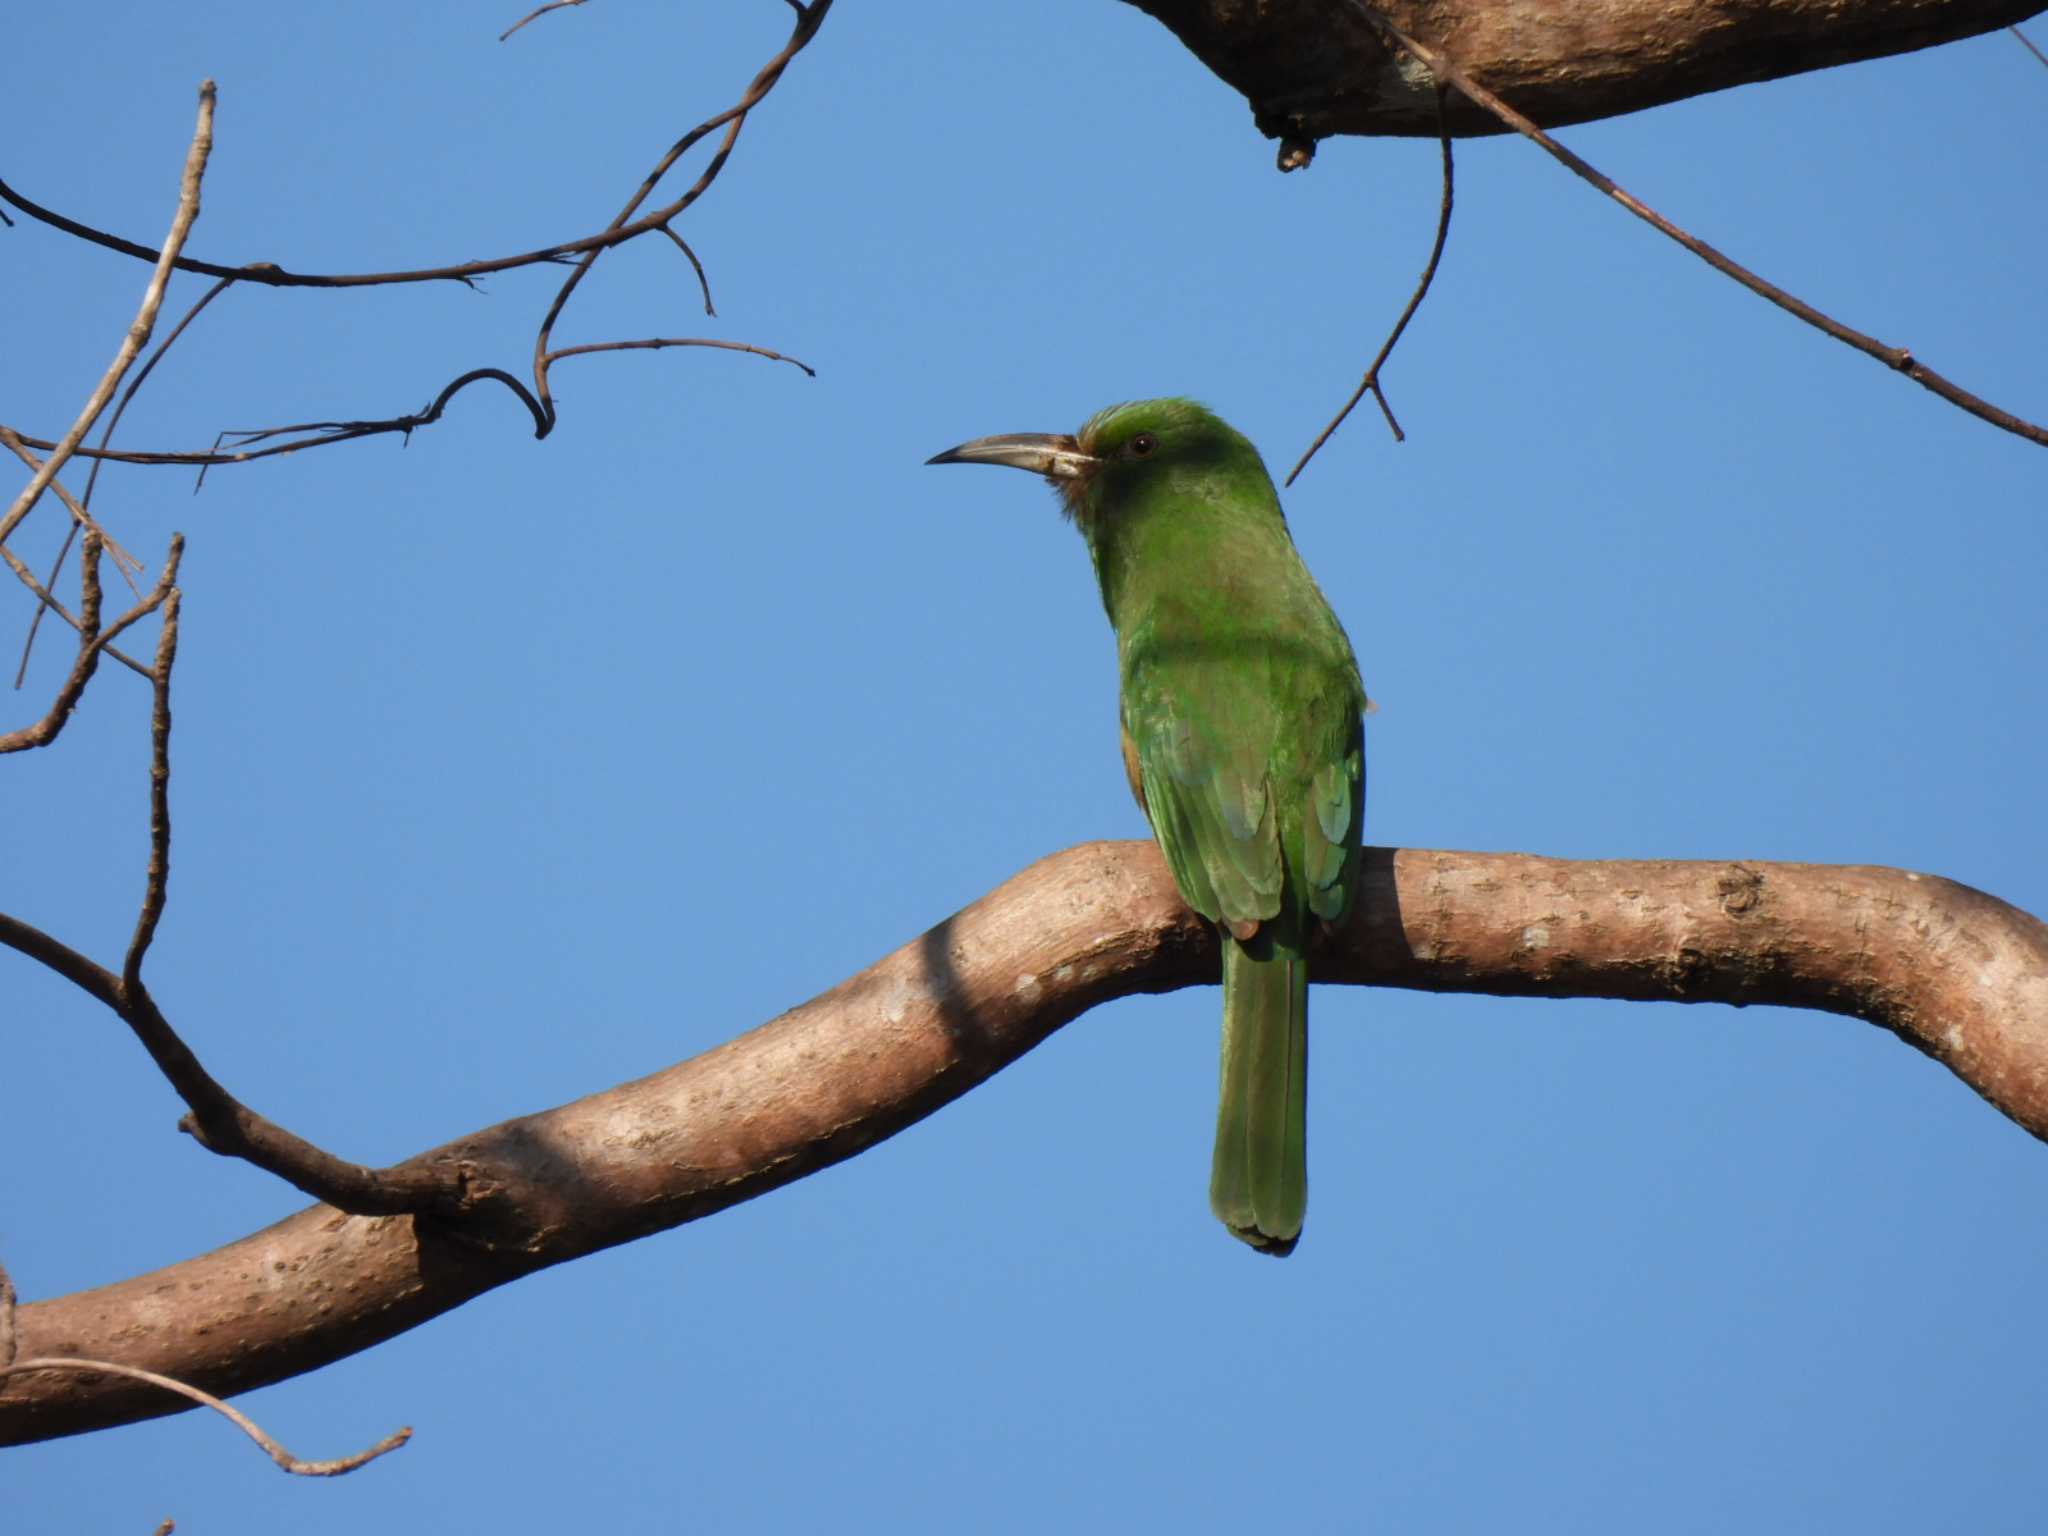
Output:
[
  {"xmin": 1303, "ymin": 737, "xmax": 1364, "ymax": 923},
  {"xmin": 1127, "ymin": 696, "xmax": 1286, "ymax": 940}
]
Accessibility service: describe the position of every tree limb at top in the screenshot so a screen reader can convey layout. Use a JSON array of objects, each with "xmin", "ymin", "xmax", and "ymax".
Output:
[
  {"xmin": 4, "ymin": 842, "xmax": 2043, "ymax": 1445},
  {"xmin": 1123, "ymin": 0, "xmax": 2047, "ymax": 141}
]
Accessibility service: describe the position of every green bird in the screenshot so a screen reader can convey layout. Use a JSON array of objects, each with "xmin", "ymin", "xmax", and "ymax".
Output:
[{"xmin": 929, "ymin": 399, "xmax": 1367, "ymax": 1256}]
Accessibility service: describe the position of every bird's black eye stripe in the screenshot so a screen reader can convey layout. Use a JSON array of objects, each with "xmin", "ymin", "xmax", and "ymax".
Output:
[{"xmin": 1130, "ymin": 432, "xmax": 1157, "ymax": 457}]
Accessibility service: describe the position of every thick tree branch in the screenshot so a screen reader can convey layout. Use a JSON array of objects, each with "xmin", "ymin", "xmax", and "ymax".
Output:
[
  {"xmin": 1124, "ymin": 0, "xmax": 2047, "ymax": 141},
  {"xmin": 5, "ymin": 842, "xmax": 2041, "ymax": 1447}
]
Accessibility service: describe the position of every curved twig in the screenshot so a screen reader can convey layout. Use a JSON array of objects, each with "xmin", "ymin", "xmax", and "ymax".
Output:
[
  {"xmin": 1286, "ymin": 85, "xmax": 1453, "ymax": 485},
  {"xmin": 545, "ymin": 336, "xmax": 815, "ymax": 376},
  {"xmin": 529, "ymin": 0, "xmax": 829, "ymax": 424},
  {"xmin": 660, "ymin": 226, "xmax": 718, "ymax": 316},
  {"xmin": 500, "ymin": 0, "xmax": 591, "ymax": 43},
  {"xmin": 0, "ymin": 172, "xmax": 688, "ymax": 293},
  {"xmin": 0, "ymin": 1253, "xmax": 405, "ymax": 1472},
  {"xmin": 0, "ymin": 1358, "xmax": 408, "ymax": 1475},
  {"xmin": 0, "ymin": 4, "xmax": 827, "ymax": 306},
  {"xmin": 172, "ymin": 368, "xmax": 551, "ymax": 489}
]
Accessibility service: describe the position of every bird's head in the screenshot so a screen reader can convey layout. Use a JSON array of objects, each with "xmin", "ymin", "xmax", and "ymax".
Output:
[{"xmin": 926, "ymin": 398, "xmax": 1259, "ymax": 527}]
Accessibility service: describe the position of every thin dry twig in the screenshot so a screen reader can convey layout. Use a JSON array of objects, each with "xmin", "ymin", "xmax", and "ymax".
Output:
[
  {"xmin": 0, "ymin": 83, "xmax": 216, "ymax": 550},
  {"xmin": 1286, "ymin": 86, "xmax": 1454, "ymax": 484},
  {"xmin": 2013, "ymin": 25, "xmax": 2048, "ymax": 68},
  {"xmin": 546, "ymin": 336, "xmax": 815, "ymax": 375},
  {"xmin": 184, "ymin": 367, "xmax": 549, "ymax": 491},
  {"xmin": 660, "ymin": 226, "xmax": 718, "ymax": 316},
  {"xmin": 529, "ymin": 0, "xmax": 830, "ymax": 425},
  {"xmin": 0, "ymin": 1356, "xmax": 409, "ymax": 1475},
  {"xmin": 0, "ymin": 171, "xmax": 643, "ymax": 291},
  {"xmin": 1344, "ymin": 0, "xmax": 2048, "ymax": 450},
  {"xmin": 13, "ymin": 275, "xmax": 237, "ymax": 687},
  {"xmin": 0, "ymin": 536, "xmax": 181, "ymax": 755},
  {"xmin": 500, "ymin": 0, "xmax": 591, "ymax": 44},
  {"xmin": 123, "ymin": 587, "xmax": 180, "ymax": 990},
  {"xmin": 0, "ymin": 429, "xmax": 155, "ymax": 680},
  {"xmin": 1, "ymin": 8, "xmax": 830, "ymax": 472},
  {"xmin": 2, "ymin": 1256, "xmax": 397, "ymax": 1479}
]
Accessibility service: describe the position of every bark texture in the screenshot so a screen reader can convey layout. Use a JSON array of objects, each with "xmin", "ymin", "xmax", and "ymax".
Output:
[
  {"xmin": 1124, "ymin": 0, "xmax": 2046, "ymax": 142},
  {"xmin": 5, "ymin": 842, "xmax": 2044, "ymax": 1445}
]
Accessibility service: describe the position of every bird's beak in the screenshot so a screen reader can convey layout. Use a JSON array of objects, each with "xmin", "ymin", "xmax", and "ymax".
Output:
[{"xmin": 925, "ymin": 432, "xmax": 1099, "ymax": 481}]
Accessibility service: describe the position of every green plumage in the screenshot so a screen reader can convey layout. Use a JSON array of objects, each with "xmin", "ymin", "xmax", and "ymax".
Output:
[{"xmin": 930, "ymin": 398, "xmax": 1366, "ymax": 1255}]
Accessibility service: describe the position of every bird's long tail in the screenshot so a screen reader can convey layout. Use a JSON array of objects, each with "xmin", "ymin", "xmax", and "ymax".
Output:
[{"xmin": 1210, "ymin": 927, "xmax": 1308, "ymax": 1257}]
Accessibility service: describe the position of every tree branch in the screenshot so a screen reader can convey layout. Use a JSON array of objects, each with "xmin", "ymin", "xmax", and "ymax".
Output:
[
  {"xmin": 1123, "ymin": 0, "xmax": 2047, "ymax": 141},
  {"xmin": 5, "ymin": 841, "xmax": 2041, "ymax": 1446}
]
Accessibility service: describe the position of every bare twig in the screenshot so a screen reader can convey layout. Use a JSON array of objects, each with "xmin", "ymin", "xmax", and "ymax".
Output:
[
  {"xmin": 545, "ymin": 336, "xmax": 815, "ymax": 376},
  {"xmin": 1286, "ymin": 87, "xmax": 1453, "ymax": 484},
  {"xmin": 0, "ymin": 431, "xmax": 143, "ymax": 605},
  {"xmin": 0, "ymin": 83, "xmax": 215, "ymax": 550},
  {"xmin": 0, "ymin": 1356, "xmax": 408, "ymax": 1475},
  {"xmin": 6, "ymin": 1258, "xmax": 398, "ymax": 1481},
  {"xmin": 660, "ymin": 226, "xmax": 717, "ymax": 316},
  {"xmin": 12, "ymin": 275, "xmax": 236, "ymax": 686},
  {"xmin": 2, "ymin": 8, "xmax": 831, "ymax": 473},
  {"xmin": 0, "ymin": 431, "xmax": 153, "ymax": 679},
  {"xmin": 528, "ymin": 0, "xmax": 830, "ymax": 423},
  {"xmin": 0, "ymin": 536, "xmax": 180, "ymax": 755},
  {"xmin": 0, "ymin": 171, "xmax": 674, "ymax": 291},
  {"xmin": 1343, "ymin": 1, "xmax": 2047, "ymax": 449},
  {"xmin": 122, "ymin": 587, "xmax": 180, "ymax": 989},
  {"xmin": 1367, "ymin": 382, "xmax": 1403, "ymax": 439},
  {"xmin": 2013, "ymin": 25, "xmax": 2048, "ymax": 68},
  {"xmin": 177, "ymin": 367, "xmax": 551, "ymax": 490},
  {"xmin": 501, "ymin": 0, "xmax": 591, "ymax": 42},
  {"xmin": 0, "ymin": 3, "xmax": 828, "ymax": 309},
  {"xmin": 88, "ymin": 277, "xmax": 242, "ymax": 524}
]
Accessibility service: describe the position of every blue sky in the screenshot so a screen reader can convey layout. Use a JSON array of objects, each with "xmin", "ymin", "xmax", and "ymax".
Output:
[{"xmin": 5, "ymin": 2, "xmax": 2045, "ymax": 1530}]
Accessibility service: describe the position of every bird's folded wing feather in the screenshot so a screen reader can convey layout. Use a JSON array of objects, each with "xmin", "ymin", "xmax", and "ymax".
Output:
[{"xmin": 1130, "ymin": 702, "xmax": 1285, "ymax": 938}]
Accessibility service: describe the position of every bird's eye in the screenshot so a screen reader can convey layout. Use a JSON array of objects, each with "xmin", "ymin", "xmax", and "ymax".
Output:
[{"xmin": 1130, "ymin": 432, "xmax": 1157, "ymax": 457}]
